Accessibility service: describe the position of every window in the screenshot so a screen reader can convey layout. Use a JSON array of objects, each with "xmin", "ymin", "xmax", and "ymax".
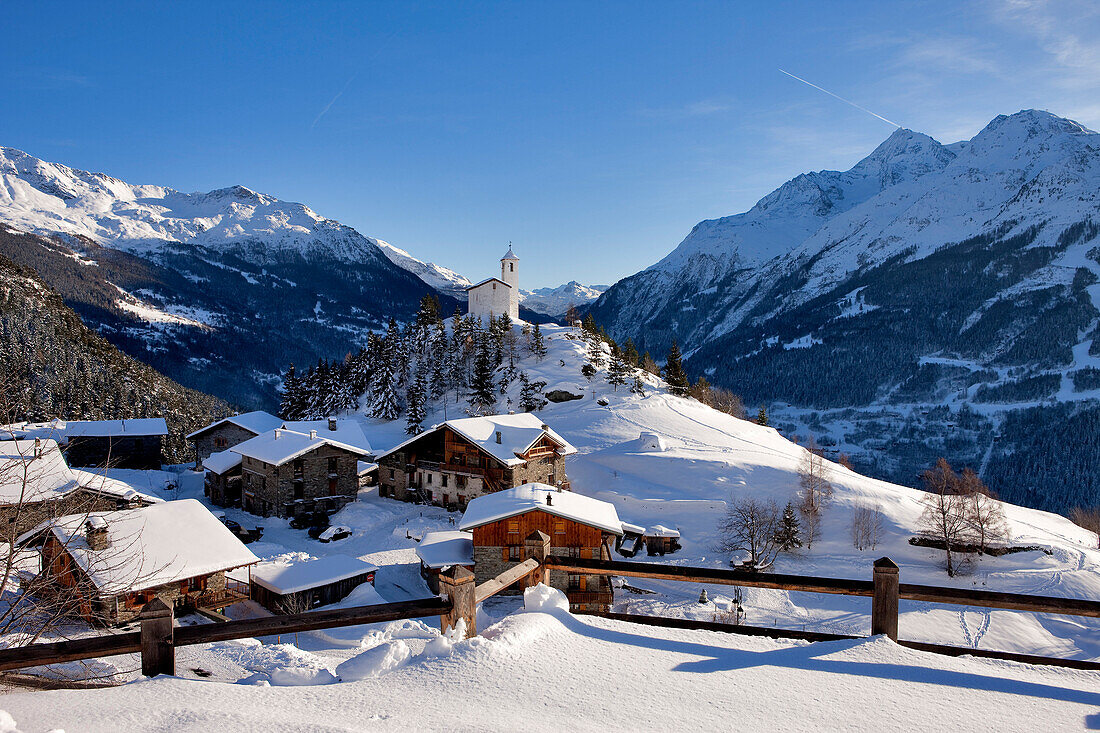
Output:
[
  {"xmin": 554, "ymin": 521, "xmax": 565, "ymax": 535},
  {"xmin": 293, "ymin": 481, "xmax": 304, "ymax": 500},
  {"xmin": 214, "ymin": 436, "xmax": 227, "ymax": 449},
  {"xmin": 294, "ymin": 458, "xmax": 304, "ymax": 475},
  {"xmin": 458, "ymin": 494, "xmax": 465, "ymax": 506},
  {"xmin": 566, "ymin": 547, "xmax": 580, "ymax": 558},
  {"xmin": 329, "ymin": 477, "xmax": 338, "ymax": 495},
  {"xmin": 442, "ymin": 474, "xmax": 448, "ymax": 487},
  {"xmin": 507, "ymin": 521, "xmax": 519, "ymax": 534},
  {"xmin": 427, "ymin": 474, "xmax": 433, "ymax": 485},
  {"xmin": 567, "ymin": 574, "xmax": 581, "ymax": 590},
  {"xmin": 389, "ymin": 469, "xmax": 395, "ymax": 479},
  {"xmin": 328, "ymin": 457, "xmax": 339, "ymax": 474},
  {"xmin": 547, "ymin": 473, "xmax": 555, "ymax": 485},
  {"xmin": 508, "ymin": 545, "xmax": 521, "ymax": 561}
]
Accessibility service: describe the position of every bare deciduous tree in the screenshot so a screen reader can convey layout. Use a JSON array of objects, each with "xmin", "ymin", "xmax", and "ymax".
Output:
[
  {"xmin": 718, "ymin": 497, "xmax": 780, "ymax": 569},
  {"xmin": 850, "ymin": 504, "xmax": 885, "ymax": 551},
  {"xmin": 917, "ymin": 458, "xmax": 972, "ymax": 576},
  {"xmin": 958, "ymin": 468, "xmax": 1009, "ymax": 554},
  {"xmin": 1069, "ymin": 507, "xmax": 1100, "ymax": 549},
  {"xmin": 797, "ymin": 439, "xmax": 832, "ymax": 549}
]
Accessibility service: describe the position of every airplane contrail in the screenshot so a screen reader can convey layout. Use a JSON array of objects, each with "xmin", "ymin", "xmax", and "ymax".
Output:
[
  {"xmin": 778, "ymin": 69, "xmax": 901, "ymax": 128},
  {"xmin": 311, "ymin": 72, "xmax": 359, "ymax": 130}
]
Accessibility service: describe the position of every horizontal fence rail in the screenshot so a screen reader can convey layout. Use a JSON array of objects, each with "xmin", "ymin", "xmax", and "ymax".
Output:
[
  {"xmin": 545, "ymin": 556, "xmax": 1100, "ymax": 619},
  {"xmin": 0, "ymin": 597, "xmax": 451, "ymax": 675}
]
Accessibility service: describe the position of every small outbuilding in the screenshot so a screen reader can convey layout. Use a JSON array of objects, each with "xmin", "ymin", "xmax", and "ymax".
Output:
[
  {"xmin": 646, "ymin": 525, "xmax": 681, "ymax": 556},
  {"xmin": 250, "ymin": 555, "xmax": 379, "ymax": 614},
  {"xmin": 616, "ymin": 522, "xmax": 646, "ymax": 558},
  {"xmin": 415, "ymin": 531, "xmax": 474, "ymax": 593},
  {"xmin": 203, "ymin": 449, "xmax": 243, "ymax": 507}
]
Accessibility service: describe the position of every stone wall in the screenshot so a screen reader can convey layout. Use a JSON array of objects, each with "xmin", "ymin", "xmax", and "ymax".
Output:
[
  {"xmin": 241, "ymin": 444, "xmax": 360, "ymax": 517},
  {"xmin": 0, "ymin": 491, "xmax": 128, "ymax": 544},
  {"xmin": 378, "ymin": 453, "xmax": 410, "ymax": 501},
  {"xmin": 104, "ymin": 570, "xmax": 229, "ymax": 625},
  {"xmin": 192, "ymin": 424, "xmax": 257, "ymax": 467}
]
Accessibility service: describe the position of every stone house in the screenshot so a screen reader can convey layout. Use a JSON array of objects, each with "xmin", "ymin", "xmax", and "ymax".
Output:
[
  {"xmin": 202, "ymin": 449, "xmax": 243, "ymax": 507},
  {"xmin": 0, "ymin": 439, "xmax": 160, "ymax": 542},
  {"xmin": 17, "ymin": 499, "xmax": 258, "ymax": 625},
  {"xmin": 376, "ymin": 413, "xmax": 576, "ymax": 508},
  {"xmin": 186, "ymin": 411, "xmax": 284, "ymax": 468},
  {"xmin": 459, "ymin": 483, "xmax": 622, "ymax": 612},
  {"xmin": 232, "ymin": 428, "xmax": 369, "ymax": 518}
]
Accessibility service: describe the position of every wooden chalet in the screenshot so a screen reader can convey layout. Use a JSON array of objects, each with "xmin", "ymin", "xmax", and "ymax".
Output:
[
  {"xmin": 17, "ymin": 499, "xmax": 258, "ymax": 625},
  {"xmin": 645, "ymin": 525, "xmax": 682, "ymax": 556},
  {"xmin": 249, "ymin": 555, "xmax": 379, "ymax": 614},
  {"xmin": 376, "ymin": 413, "xmax": 576, "ymax": 509},
  {"xmin": 459, "ymin": 483, "xmax": 622, "ymax": 612},
  {"xmin": 415, "ymin": 530, "xmax": 474, "ymax": 593}
]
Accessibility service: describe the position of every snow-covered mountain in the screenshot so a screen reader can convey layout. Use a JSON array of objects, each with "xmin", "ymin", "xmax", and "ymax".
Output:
[
  {"xmin": 520, "ymin": 281, "xmax": 607, "ymax": 316},
  {"xmin": 589, "ymin": 110, "xmax": 1100, "ymax": 511},
  {"xmin": 376, "ymin": 241, "xmax": 473, "ymax": 298},
  {"xmin": 0, "ymin": 147, "xmax": 457, "ymax": 408}
]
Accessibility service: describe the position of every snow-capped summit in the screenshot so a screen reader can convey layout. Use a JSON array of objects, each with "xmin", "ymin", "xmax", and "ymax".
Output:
[{"xmin": 520, "ymin": 281, "xmax": 608, "ymax": 316}]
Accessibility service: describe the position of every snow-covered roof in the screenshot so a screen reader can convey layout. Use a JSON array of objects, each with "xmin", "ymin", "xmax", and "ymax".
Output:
[
  {"xmin": 647, "ymin": 525, "xmax": 680, "ymax": 538},
  {"xmin": 466, "ymin": 277, "xmax": 511, "ymax": 292},
  {"xmin": 378, "ymin": 413, "xmax": 576, "ymax": 468},
  {"xmin": 0, "ymin": 440, "xmax": 80, "ymax": 504},
  {"xmin": 72, "ymin": 469, "xmax": 164, "ymax": 505},
  {"xmin": 231, "ymin": 428, "xmax": 369, "ymax": 467},
  {"xmin": 251, "ymin": 555, "xmax": 378, "ymax": 595},
  {"xmin": 357, "ymin": 461, "xmax": 378, "ymax": 475},
  {"xmin": 60, "ymin": 418, "xmax": 169, "ymax": 438},
  {"xmin": 459, "ymin": 483, "xmax": 623, "ymax": 535},
  {"xmin": 621, "ymin": 522, "xmax": 645, "ymax": 535},
  {"xmin": 203, "ymin": 449, "xmax": 242, "ymax": 475},
  {"xmin": 186, "ymin": 411, "xmax": 283, "ymax": 440},
  {"xmin": 281, "ymin": 419, "xmax": 372, "ymax": 454},
  {"xmin": 415, "ymin": 531, "xmax": 474, "ymax": 569},
  {"xmin": 7, "ymin": 419, "xmax": 169, "ymax": 442},
  {"xmin": 20, "ymin": 499, "xmax": 258, "ymax": 594}
]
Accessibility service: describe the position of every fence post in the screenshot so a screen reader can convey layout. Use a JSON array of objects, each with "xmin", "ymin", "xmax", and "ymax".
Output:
[
  {"xmin": 140, "ymin": 598, "xmax": 175, "ymax": 677},
  {"xmin": 524, "ymin": 530, "xmax": 551, "ymax": 587},
  {"xmin": 439, "ymin": 565, "xmax": 477, "ymax": 639},
  {"xmin": 872, "ymin": 557, "xmax": 899, "ymax": 641}
]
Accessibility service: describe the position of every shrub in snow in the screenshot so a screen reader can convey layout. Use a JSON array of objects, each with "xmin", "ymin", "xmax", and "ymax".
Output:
[
  {"xmin": 336, "ymin": 640, "xmax": 411, "ymax": 681},
  {"xmin": 523, "ymin": 583, "xmax": 569, "ymax": 613}
]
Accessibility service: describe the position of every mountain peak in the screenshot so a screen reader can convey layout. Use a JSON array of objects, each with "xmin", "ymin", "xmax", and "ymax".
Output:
[{"xmin": 851, "ymin": 128, "xmax": 953, "ymax": 187}]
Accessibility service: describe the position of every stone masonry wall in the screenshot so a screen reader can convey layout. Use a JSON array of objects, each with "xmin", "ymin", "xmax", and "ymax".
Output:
[
  {"xmin": 192, "ymin": 424, "xmax": 257, "ymax": 467},
  {"xmin": 242, "ymin": 444, "xmax": 360, "ymax": 517}
]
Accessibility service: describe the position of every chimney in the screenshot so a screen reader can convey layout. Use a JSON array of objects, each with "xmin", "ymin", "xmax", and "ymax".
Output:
[
  {"xmin": 274, "ymin": 428, "xmax": 282, "ymax": 440},
  {"xmin": 540, "ymin": 424, "xmax": 549, "ymax": 432},
  {"xmin": 546, "ymin": 493, "xmax": 553, "ymax": 506},
  {"xmin": 85, "ymin": 517, "xmax": 109, "ymax": 551},
  {"xmin": 495, "ymin": 431, "xmax": 502, "ymax": 444},
  {"xmin": 309, "ymin": 430, "xmax": 318, "ymax": 439},
  {"xmin": 328, "ymin": 417, "xmax": 337, "ymax": 431}
]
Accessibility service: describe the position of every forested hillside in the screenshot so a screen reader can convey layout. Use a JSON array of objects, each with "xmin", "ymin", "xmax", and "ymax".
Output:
[{"xmin": 0, "ymin": 235, "xmax": 230, "ymax": 462}]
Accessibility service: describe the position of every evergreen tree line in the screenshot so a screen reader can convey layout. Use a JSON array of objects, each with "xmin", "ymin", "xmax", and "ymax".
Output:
[{"xmin": 279, "ymin": 295, "xmax": 553, "ymax": 434}]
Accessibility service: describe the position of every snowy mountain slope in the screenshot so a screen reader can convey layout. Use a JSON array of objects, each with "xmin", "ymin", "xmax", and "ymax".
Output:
[
  {"xmin": 376, "ymin": 240, "xmax": 472, "ymax": 298},
  {"xmin": 520, "ymin": 281, "xmax": 607, "ymax": 316},
  {"xmin": 350, "ymin": 322, "xmax": 1100, "ymax": 661},
  {"xmin": 588, "ymin": 110, "xmax": 1100, "ymax": 512},
  {"xmin": 0, "ymin": 148, "xmax": 457, "ymax": 408}
]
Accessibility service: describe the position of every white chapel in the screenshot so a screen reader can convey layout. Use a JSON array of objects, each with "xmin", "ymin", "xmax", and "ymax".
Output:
[{"xmin": 466, "ymin": 247, "xmax": 520, "ymax": 322}]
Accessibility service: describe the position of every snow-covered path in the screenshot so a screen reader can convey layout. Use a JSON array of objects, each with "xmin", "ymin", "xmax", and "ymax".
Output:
[{"xmin": 2, "ymin": 604, "xmax": 1097, "ymax": 732}]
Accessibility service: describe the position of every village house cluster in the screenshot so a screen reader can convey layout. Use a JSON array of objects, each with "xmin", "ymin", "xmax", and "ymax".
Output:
[{"xmin": 0, "ymin": 252, "xmax": 681, "ymax": 628}]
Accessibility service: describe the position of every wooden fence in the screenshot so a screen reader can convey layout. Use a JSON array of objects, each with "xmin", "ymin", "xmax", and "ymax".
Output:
[{"xmin": 0, "ymin": 541, "xmax": 1097, "ymax": 680}]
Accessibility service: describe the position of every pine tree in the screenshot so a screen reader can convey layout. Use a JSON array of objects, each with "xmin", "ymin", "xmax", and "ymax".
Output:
[
  {"xmin": 518, "ymin": 372, "xmax": 548, "ymax": 412},
  {"xmin": 405, "ymin": 365, "xmax": 427, "ymax": 434},
  {"xmin": 607, "ymin": 354, "xmax": 629, "ymax": 390},
  {"xmin": 630, "ymin": 373, "xmax": 646, "ymax": 396},
  {"xmin": 774, "ymin": 502, "xmax": 803, "ymax": 552},
  {"xmin": 530, "ymin": 323, "xmax": 547, "ymax": 361},
  {"xmin": 429, "ymin": 320, "xmax": 448, "ymax": 402},
  {"xmin": 586, "ymin": 332, "xmax": 604, "ymax": 370},
  {"xmin": 279, "ymin": 363, "xmax": 302, "ymax": 420},
  {"xmin": 468, "ymin": 333, "xmax": 497, "ymax": 413},
  {"xmin": 664, "ymin": 341, "xmax": 690, "ymax": 396},
  {"xmin": 581, "ymin": 363, "xmax": 596, "ymax": 382},
  {"xmin": 622, "ymin": 338, "xmax": 639, "ymax": 367},
  {"xmin": 756, "ymin": 405, "xmax": 769, "ymax": 426}
]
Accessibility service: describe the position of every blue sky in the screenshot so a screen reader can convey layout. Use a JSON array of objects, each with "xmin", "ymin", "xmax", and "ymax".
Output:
[{"xmin": 4, "ymin": 1, "xmax": 1100, "ymax": 288}]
